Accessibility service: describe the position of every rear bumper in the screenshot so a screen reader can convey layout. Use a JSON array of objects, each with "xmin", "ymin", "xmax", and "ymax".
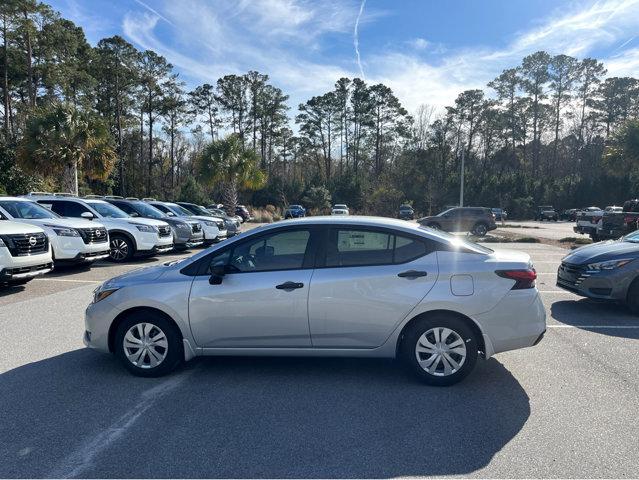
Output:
[{"xmin": 474, "ymin": 289, "xmax": 546, "ymax": 357}]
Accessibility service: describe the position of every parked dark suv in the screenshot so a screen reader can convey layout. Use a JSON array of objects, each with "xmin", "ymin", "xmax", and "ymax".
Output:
[
  {"xmin": 535, "ymin": 206, "xmax": 558, "ymax": 221},
  {"xmin": 398, "ymin": 204, "xmax": 414, "ymax": 220},
  {"xmin": 418, "ymin": 207, "xmax": 497, "ymax": 236}
]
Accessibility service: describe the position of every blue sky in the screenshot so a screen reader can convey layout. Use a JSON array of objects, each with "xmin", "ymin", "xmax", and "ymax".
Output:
[{"xmin": 50, "ymin": 0, "xmax": 639, "ymax": 113}]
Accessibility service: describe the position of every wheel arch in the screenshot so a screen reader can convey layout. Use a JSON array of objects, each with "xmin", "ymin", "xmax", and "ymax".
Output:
[
  {"xmin": 395, "ymin": 309, "xmax": 487, "ymax": 358},
  {"xmin": 109, "ymin": 229, "xmax": 138, "ymax": 252},
  {"xmin": 108, "ymin": 306, "xmax": 183, "ymax": 353}
]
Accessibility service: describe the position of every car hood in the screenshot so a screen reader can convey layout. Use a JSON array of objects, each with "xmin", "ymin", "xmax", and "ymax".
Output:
[
  {"xmin": 126, "ymin": 217, "xmax": 169, "ymax": 228},
  {"xmin": 0, "ymin": 220, "xmax": 45, "ymax": 235},
  {"xmin": 103, "ymin": 261, "xmax": 179, "ymax": 288},
  {"xmin": 562, "ymin": 240, "xmax": 639, "ymax": 265},
  {"xmin": 190, "ymin": 215, "xmax": 223, "ymax": 223},
  {"xmin": 23, "ymin": 217, "xmax": 105, "ymax": 229}
]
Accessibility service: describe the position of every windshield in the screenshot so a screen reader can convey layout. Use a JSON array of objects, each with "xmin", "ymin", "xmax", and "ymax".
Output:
[
  {"xmin": 165, "ymin": 203, "xmax": 193, "ymax": 216},
  {"xmin": 437, "ymin": 208, "xmax": 455, "ymax": 216},
  {"xmin": 418, "ymin": 225, "xmax": 493, "ymax": 254},
  {"xmin": 131, "ymin": 201, "xmax": 166, "ymax": 219},
  {"xmin": 190, "ymin": 204, "xmax": 212, "ymax": 216},
  {"xmin": 0, "ymin": 200, "xmax": 59, "ymax": 219},
  {"xmin": 400, "ymin": 205, "xmax": 412, "ymax": 210},
  {"xmin": 289, "ymin": 205, "xmax": 302, "ymax": 209},
  {"xmin": 623, "ymin": 230, "xmax": 639, "ymax": 243},
  {"xmin": 334, "ymin": 204, "xmax": 347, "ymax": 209},
  {"xmin": 88, "ymin": 201, "xmax": 129, "ymax": 218}
]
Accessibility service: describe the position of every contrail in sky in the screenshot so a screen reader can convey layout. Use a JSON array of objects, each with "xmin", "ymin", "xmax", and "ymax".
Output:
[
  {"xmin": 354, "ymin": 0, "xmax": 367, "ymax": 79},
  {"xmin": 133, "ymin": 0, "xmax": 175, "ymax": 26}
]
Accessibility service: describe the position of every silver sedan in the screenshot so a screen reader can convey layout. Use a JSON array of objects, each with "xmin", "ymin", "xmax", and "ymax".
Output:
[{"xmin": 84, "ymin": 216, "xmax": 546, "ymax": 386}]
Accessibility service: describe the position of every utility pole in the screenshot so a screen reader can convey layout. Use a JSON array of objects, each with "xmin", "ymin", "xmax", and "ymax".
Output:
[{"xmin": 459, "ymin": 149, "xmax": 465, "ymax": 207}]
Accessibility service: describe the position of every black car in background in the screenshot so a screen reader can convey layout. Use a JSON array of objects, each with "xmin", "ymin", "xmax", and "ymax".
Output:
[
  {"xmin": 418, "ymin": 207, "xmax": 497, "ymax": 236},
  {"xmin": 398, "ymin": 204, "xmax": 414, "ymax": 220},
  {"xmin": 535, "ymin": 206, "xmax": 558, "ymax": 221},
  {"xmin": 491, "ymin": 208, "xmax": 507, "ymax": 221}
]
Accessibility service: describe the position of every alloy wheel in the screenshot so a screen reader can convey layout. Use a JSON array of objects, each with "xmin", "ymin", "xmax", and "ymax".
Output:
[
  {"xmin": 475, "ymin": 224, "xmax": 488, "ymax": 236},
  {"xmin": 415, "ymin": 327, "xmax": 467, "ymax": 377},
  {"xmin": 123, "ymin": 322, "xmax": 168, "ymax": 369},
  {"xmin": 110, "ymin": 238, "xmax": 129, "ymax": 261}
]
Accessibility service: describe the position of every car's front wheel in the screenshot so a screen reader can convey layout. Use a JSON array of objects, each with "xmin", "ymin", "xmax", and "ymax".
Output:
[
  {"xmin": 114, "ymin": 311, "xmax": 183, "ymax": 377},
  {"xmin": 400, "ymin": 314, "xmax": 478, "ymax": 386},
  {"xmin": 627, "ymin": 278, "xmax": 639, "ymax": 315},
  {"xmin": 109, "ymin": 234, "xmax": 134, "ymax": 262}
]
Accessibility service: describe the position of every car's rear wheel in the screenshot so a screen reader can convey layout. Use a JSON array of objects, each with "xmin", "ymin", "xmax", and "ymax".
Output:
[
  {"xmin": 109, "ymin": 235, "xmax": 134, "ymax": 262},
  {"xmin": 627, "ymin": 278, "xmax": 639, "ymax": 315},
  {"xmin": 400, "ymin": 314, "xmax": 478, "ymax": 386},
  {"xmin": 114, "ymin": 311, "xmax": 183, "ymax": 377},
  {"xmin": 472, "ymin": 222, "xmax": 488, "ymax": 236}
]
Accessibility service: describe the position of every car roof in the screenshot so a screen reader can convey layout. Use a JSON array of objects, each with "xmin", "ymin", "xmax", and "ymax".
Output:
[
  {"xmin": 0, "ymin": 196, "xmax": 36, "ymax": 202},
  {"xmin": 258, "ymin": 215, "xmax": 423, "ymax": 232}
]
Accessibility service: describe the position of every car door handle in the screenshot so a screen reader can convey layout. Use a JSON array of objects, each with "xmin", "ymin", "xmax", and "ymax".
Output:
[
  {"xmin": 275, "ymin": 281, "xmax": 304, "ymax": 290},
  {"xmin": 397, "ymin": 270, "xmax": 428, "ymax": 278}
]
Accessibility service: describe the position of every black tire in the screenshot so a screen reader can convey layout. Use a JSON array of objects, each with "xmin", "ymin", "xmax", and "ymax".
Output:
[
  {"xmin": 472, "ymin": 222, "xmax": 488, "ymax": 236},
  {"xmin": 114, "ymin": 311, "xmax": 183, "ymax": 377},
  {"xmin": 109, "ymin": 234, "xmax": 135, "ymax": 262},
  {"xmin": 400, "ymin": 313, "xmax": 478, "ymax": 386},
  {"xmin": 427, "ymin": 222, "xmax": 441, "ymax": 230},
  {"xmin": 627, "ymin": 278, "xmax": 639, "ymax": 316}
]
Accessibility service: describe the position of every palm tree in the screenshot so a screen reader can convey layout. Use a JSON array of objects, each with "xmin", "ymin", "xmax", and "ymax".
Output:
[
  {"xmin": 17, "ymin": 102, "xmax": 116, "ymax": 194},
  {"xmin": 197, "ymin": 134, "xmax": 266, "ymax": 215}
]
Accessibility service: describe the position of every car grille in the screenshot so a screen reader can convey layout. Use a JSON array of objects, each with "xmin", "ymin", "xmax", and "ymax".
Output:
[
  {"xmin": 557, "ymin": 262, "xmax": 589, "ymax": 290},
  {"xmin": 4, "ymin": 262, "xmax": 53, "ymax": 275},
  {"xmin": 1, "ymin": 232, "xmax": 49, "ymax": 257},
  {"xmin": 191, "ymin": 223, "xmax": 202, "ymax": 234},
  {"xmin": 158, "ymin": 225, "xmax": 172, "ymax": 237},
  {"xmin": 78, "ymin": 227, "xmax": 108, "ymax": 244}
]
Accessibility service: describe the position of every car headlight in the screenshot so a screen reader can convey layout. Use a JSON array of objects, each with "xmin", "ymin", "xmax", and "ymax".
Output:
[
  {"xmin": 176, "ymin": 222, "xmax": 190, "ymax": 230},
  {"xmin": 93, "ymin": 286, "xmax": 119, "ymax": 303},
  {"xmin": 586, "ymin": 259, "xmax": 633, "ymax": 271},
  {"xmin": 203, "ymin": 220, "xmax": 217, "ymax": 227},
  {"xmin": 134, "ymin": 224, "xmax": 157, "ymax": 233},
  {"xmin": 45, "ymin": 225, "xmax": 80, "ymax": 237}
]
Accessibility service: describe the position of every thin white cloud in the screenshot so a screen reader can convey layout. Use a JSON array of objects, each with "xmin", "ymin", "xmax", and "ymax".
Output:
[
  {"xmin": 118, "ymin": 0, "xmax": 639, "ymax": 118},
  {"xmin": 131, "ymin": 0, "xmax": 175, "ymax": 26},
  {"xmin": 354, "ymin": 0, "xmax": 367, "ymax": 78}
]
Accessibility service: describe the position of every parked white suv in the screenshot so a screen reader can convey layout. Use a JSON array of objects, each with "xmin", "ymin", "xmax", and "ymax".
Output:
[
  {"xmin": 0, "ymin": 197, "xmax": 110, "ymax": 264},
  {"xmin": 331, "ymin": 204, "xmax": 350, "ymax": 215},
  {"xmin": 27, "ymin": 195, "xmax": 174, "ymax": 262},
  {"xmin": 0, "ymin": 220, "xmax": 53, "ymax": 285},
  {"xmin": 145, "ymin": 200, "xmax": 226, "ymax": 245},
  {"xmin": 84, "ymin": 216, "xmax": 546, "ymax": 385}
]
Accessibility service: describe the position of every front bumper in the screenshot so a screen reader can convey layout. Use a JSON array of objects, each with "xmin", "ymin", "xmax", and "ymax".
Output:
[
  {"xmin": 0, "ymin": 261, "xmax": 53, "ymax": 281},
  {"xmin": 51, "ymin": 235, "xmax": 111, "ymax": 262},
  {"xmin": 557, "ymin": 262, "xmax": 633, "ymax": 300}
]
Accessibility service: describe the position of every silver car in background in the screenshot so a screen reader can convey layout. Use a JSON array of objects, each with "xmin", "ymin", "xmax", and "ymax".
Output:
[{"xmin": 84, "ymin": 216, "xmax": 546, "ymax": 386}]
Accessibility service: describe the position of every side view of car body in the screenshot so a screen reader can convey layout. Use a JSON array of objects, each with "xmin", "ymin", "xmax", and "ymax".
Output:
[
  {"xmin": 0, "ymin": 197, "xmax": 110, "ymax": 264},
  {"xmin": 418, "ymin": 207, "xmax": 497, "ymax": 236},
  {"xmin": 27, "ymin": 195, "xmax": 174, "ymax": 262},
  {"xmin": 84, "ymin": 216, "xmax": 546, "ymax": 386},
  {"xmin": 284, "ymin": 205, "xmax": 306, "ymax": 219},
  {"xmin": 0, "ymin": 220, "xmax": 53, "ymax": 285},
  {"xmin": 557, "ymin": 230, "xmax": 639, "ymax": 313}
]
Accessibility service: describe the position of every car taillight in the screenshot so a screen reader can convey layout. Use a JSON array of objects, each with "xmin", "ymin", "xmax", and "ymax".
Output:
[{"xmin": 495, "ymin": 269, "xmax": 537, "ymax": 289}]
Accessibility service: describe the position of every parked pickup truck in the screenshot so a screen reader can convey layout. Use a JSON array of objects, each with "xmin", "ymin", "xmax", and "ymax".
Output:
[
  {"xmin": 574, "ymin": 206, "xmax": 603, "ymax": 238},
  {"xmin": 598, "ymin": 200, "xmax": 639, "ymax": 240}
]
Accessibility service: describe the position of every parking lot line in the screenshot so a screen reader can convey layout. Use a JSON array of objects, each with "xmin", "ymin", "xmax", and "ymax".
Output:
[
  {"xmin": 33, "ymin": 278, "xmax": 101, "ymax": 284},
  {"xmin": 547, "ymin": 325, "xmax": 639, "ymax": 329}
]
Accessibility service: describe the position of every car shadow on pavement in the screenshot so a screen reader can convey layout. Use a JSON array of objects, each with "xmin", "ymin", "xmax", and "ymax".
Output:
[
  {"xmin": 0, "ymin": 350, "xmax": 530, "ymax": 479},
  {"xmin": 551, "ymin": 299, "xmax": 639, "ymax": 339}
]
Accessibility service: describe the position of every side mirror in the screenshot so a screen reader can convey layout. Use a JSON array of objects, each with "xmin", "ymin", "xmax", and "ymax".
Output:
[
  {"xmin": 209, "ymin": 263, "xmax": 226, "ymax": 285},
  {"xmin": 167, "ymin": 211, "xmax": 176, "ymax": 217},
  {"xmin": 130, "ymin": 212, "xmax": 139, "ymax": 217},
  {"xmin": 81, "ymin": 212, "xmax": 94, "ymax": 220}
]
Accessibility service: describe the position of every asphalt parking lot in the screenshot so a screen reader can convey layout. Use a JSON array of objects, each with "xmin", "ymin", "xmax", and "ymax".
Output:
[{"xmin": 1, "ymin": 240, "xmax": 638, "ymax": 478}]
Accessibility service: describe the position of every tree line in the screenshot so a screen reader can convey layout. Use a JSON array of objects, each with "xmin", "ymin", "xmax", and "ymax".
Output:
[{"xmin": 1, "ymin": 0, "xmax": 639, "ymax": 217}]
